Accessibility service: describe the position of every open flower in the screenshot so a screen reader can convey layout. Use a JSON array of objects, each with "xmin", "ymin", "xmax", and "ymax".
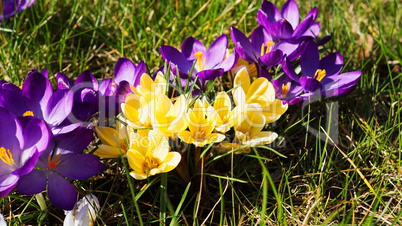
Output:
[
  {"xmin": 0, "ymin": 70, "xmax": 76, "ymax": 137},
  {"xmin": 0, "ymin": 0, "xmax": 36, "ymax": 19},
  {"xmin": 127, "ymin": 131, "xmax": 181, "ymax": 180},
  {"xmin": 64, "ymin": 194, "xmax": 100, "ymax": 226},
  {"xmin": 178, "ymin": 98, "xmax": 225, "ymax": 147},
  {"xmin": 282, "ymin": 41, "xmax": 362, "ymax": 98},
  {"xmin": 0, "ymin": 107, "xmax": 50, "ymax": 197},
  {"xmin": 257, "ymin": 0, "xmax": 320, "ymax": 40},
  {"xmin": 17, "ymin": 125, "xmax": 103, "ymax": 210}
]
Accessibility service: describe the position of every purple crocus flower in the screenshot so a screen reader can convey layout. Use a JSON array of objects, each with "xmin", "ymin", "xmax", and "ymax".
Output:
[
  {"xmin": 160, "ymin": 34, "xmax": 237, "ymax": 91},
  {"xmin": 257, "ymin": 0, "xmax": 320, "ymax": 41},
  {"xmin": 0, "ymin": 107, "xmax": 50, "ymax": 197},
  {"xmin": 282, "ymin": 41, "xmax": 362, "ymax": 98},
  {"xmin": 0, "ymin": 70, "xmax": 75, "ymax": 137},
  {"xmin": 231, "ymin": 26, "xmax": 305, "ymax": 79},
  {"xmin": 0, "ymin": 0, "xmax": 36, "ymax": 19},
  {"xmin": 17, "ymin": 125, "xmax": 103, "ymax": 210}
]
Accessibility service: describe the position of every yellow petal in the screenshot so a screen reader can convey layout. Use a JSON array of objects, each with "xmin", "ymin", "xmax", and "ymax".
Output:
[
  {"xmin": 127, "ymin": 149, "xmax": 146, "ymax": 173},
  {"xmin": 95, "ymin": 127, "xmax": 119, "ymax": 147},
  {"xmin": 130, "ymin": 171, "xmax": 148, "ymax": 180},
  {"xmin": 263, "ymin": 99, "xmax": 288, "ymax": 123},
  {"xmin": 233, "ymin": 67, "xmax": 250, "ymax": 93},
  {"xmin": 162, "ymin": 152, "xmax": 181, "ymax": 172},
  {"xmin": 243, "ymin": 131, "xmax": 278, "ymax": 147},
  {"xmin": 94, "ymin": 145, "xmax": 124, "ymax": 158}
]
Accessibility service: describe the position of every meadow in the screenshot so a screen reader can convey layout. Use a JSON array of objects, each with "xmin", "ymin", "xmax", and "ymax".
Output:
[{"xmin": 0, "ymin": 0, "xmax": 401, "ymax": 225}]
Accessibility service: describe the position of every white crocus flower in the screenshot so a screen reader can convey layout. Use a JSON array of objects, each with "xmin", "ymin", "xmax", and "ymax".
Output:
[{"xmin": 63, "ymin": 194, "xmax": 100, "ymax": 226}]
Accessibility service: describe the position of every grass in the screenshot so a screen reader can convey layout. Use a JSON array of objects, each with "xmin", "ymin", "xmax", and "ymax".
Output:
[{"xmin": 1, "ymin": 0, "xmax": 401, "ymax": 225}]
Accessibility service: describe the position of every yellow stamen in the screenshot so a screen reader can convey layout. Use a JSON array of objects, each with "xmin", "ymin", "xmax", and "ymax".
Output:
[
  {"xmin": 260, "ymin": 42, "xmax": 275, "ymax": 56},
  {"xmin": 48, "ymin": 153, "xmax": 62, "ymax": 168},
  {"xmin": 0, "ymin": 147, "xmax": 15, "ymax": 166},
  {"xmin": 144, "ymin": 156, "xmax": 159, "ymax": 173},
  {"xmin": 194, "ymin": 51, "xmax": 205, "ymax": 71},
  {"xmin": 282, "ymin": 83, "xmax": 290, "ymax": 98},
  {"xmin": 23, "ymin": 111, "xmax": 34, "ymax": 117},
  {"xmin": 313, "ymin": 69, "xmax": 327, "ymax": 82}
]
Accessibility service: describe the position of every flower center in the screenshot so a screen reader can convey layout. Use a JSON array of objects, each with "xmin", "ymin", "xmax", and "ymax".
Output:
[
  {"xmin": 144, "ymin": 156, "xmax": 159, "ymax": 173},
  {"xmin": 281, "ymin": 82, "xmax": 290, "ymax": 98},
  {"xmin": 313, "ymin": 69, "xmax": 326, "ymax": 82},
  {"xmin": 23, "ymin": 111, "xmax": 34, "ymax": 117},
  {"xmin": 194, "ymin": 130, "xmax": 206, "ymax": 141},
  {"xmin": 0, "ymin": 147, "xmax": 15, "ymax": 166},
  {"xmin": 260, "ymin": 41, "xmax": 275, "ymax": 56},
  {"xmin": 194, "ymin": 51, "xmax": 206, "ymax": 71},
  {"xmin": 48, "ymin": 153, "xmax": 62, "ymax": 169}
]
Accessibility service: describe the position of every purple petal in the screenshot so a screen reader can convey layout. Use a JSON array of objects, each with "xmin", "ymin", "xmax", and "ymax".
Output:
[
  {"xmin": 57, "ymin": 125, "xmax": 93, "ymax": 155},
  {"xmin": 281, "ymin": 0, "xmax": 299, "ymax": 29},
  {"xmin": 301, "ymin": 22, "xmax": 321, "ymax": 38},
  {"xmin": 75, "ymin": 70, "xmax": 98, "ymax": 90},
  {"xmin": 22, "ymin": 71, "xmax": 53, "ymax": 118},
  {"xmin": 272, "ymin": 19, "xmax": 294, "ymax": 40},
  {"xmin": 44, "ymin": 90, "xmax": 74, "ymax": 127},
  {"xmin": 12, "ymin": 147, "xmax": 39, "ymax": 176},
  {"xmin": 321, "ymin": 71, "xmax": 361, "ymax": 96},
  {"xmin": 56, "ymin": 154, "xmax": 103, "ymax": 180},
  {"xmin": 319, "ymin": 52, "xmax": 343, "ymax": 77},
  {"xmin": 0, "ymin": 174, "xmax": 18, "ymax": 197},
  {"xmin": 0, "ymin": 108, "xmax": 23, "ymax": 151},
  {"xmin": 205, "ymin": 35, "xmax": 228, "ymax": 68},
  {"xmin": 51, "ymin": 123, "xmax": 82, "ymax": 139},
  {"xmin": 0, "ymin": 82, "xmax": 22, "ymax": 93},
  {"xmin": 19, "ymin": 116, "xmax": 51, "ymax": 154},
  {"xmin": 257, "ymin": 10, "xmax": 272, "ymax": 31},
  {"xmin": 0, "ymin": 88, "xmax": 28, "ymax": 116},
  {"xmin": 196, "ymin": 68, "xmax": 224, "ymax": 80},
  {"xmin": 116, "ymin": 81, "xmax": 131, "ymax": 103},
  {"xmin": 160, "ymin": 45, "xmax": 193, "ymax": 74},
  {"xmin": 16, "ymin": 169, "xmax": 47, "ymax": 195},
  {"xmin": 274, "ymin": 40, "xmax": 301, "ymax": 61},
  {"xmin": 48, "ymin": 172, "xmax": 78, "ymax": 210},
  {"xmin": 300, "ymin": 41, "xmax": 319, "ymax": 77},
  {"xmin": 181, "ymin": 36, "xmax": 207, "ymax": 60},
  {"xmin": 115, "ymin": 58, "xmax": 136, "ymax": 85},
  {"xmin": 281, "ymin": 57, "xmax": 300, "ymax": 82},
  {"xmin": 260, "ymin": 49, "xmax": 283, "ymax": 68},
  {"xmin": 56, "ymin": 72, "xmax": 73, "ymax": 90},
  {"xmin": 219, "ymin": 52, "xmax": 238, "ymax": 72},
  {"xmin": 259, "ymin": 0, "xmax": 280, "ymax": 24},
  {"xmin": 231, "ymin": 26, "xmax": 259, "ymax": 63},
  {"xmin": 299, "ymin": 76, "xmax": 322, "ymax": 92},
  {"xmin": 292, "ymin": 14, "xmax": 314, "ymax": 38},
  {"xmin": 98, "ymin": 78, "xmax": 113, "ymax": 96},
  {"xmin": 317, "ymin": 34, "xmax": 332, "ymax": 46}
]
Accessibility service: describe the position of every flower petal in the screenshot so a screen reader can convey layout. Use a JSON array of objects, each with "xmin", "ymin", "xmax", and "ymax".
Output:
[
  {"xmin": 48, "ymin": 172, "xmax": 78, "ymax": 210},
  {"xmin": 16, "ymin": 169, "xmax": 46, "ymax": 195},
  {"xmin": 56, "ymin": 154, "xmax": 103, "ymax": 180}
]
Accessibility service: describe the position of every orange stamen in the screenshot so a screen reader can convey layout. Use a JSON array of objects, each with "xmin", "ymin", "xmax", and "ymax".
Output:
[
  {"xmin": 313, "ymin": 69, "xmax": 326, "ymax": 82},
  {"xmin": 0, "ymin": 147, "xmax": 15, "ymax": 166},
  {"xmin": 23, "ymin": 111, "xmax": 34, "ymax": 117}
]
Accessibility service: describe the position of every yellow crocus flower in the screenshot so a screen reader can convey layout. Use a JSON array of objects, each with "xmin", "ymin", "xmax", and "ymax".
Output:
[
  {"xmin": 233, "ymin": 67, "xmax": 287, "ymax": 123},
  {"xmin": 94, "ymin": 118, "xmax": 133, "ymax": 158},
  {"xmin": 131, "ymin": 72, "xmax": 168, "ymax": 97},
  {"xmin": 152, "ymin": 94, "xmax": 189, "ymax": 139},
  {"xmin": 179, "ymin": 98, "xmax": 225, "ymax": 147},
  {"xmin": 208, "ymin": 92, "xmax": 234, "ymax": 133},
  {"xmin": 127, "ymin": 130, "xmax": 181, "ymax": 180}
]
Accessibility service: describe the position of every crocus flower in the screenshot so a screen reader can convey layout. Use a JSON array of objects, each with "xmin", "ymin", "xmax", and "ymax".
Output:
[
  {"xmin": 232, "ymin": 68, "xmax": 287, "ymax": 123},
  {"xmin": 95, "ymin": 118, "xmax": 132, "ymax": 158},
  {"xmin": 160, "ymin": 35, "xmax": 237, "ymax": 91},
  {"xmin": 0, "ymin": 107, "xmax": 50, "ymax": 197},
  {"xmin": 0, "ymin": 70, "xmax": 76, "ymax": 137},
  {"xmin": 17, "ymin": 125, "xmax": 103, "ymax": 210},
  {"xmin": 64, "ymin": 194, "xmax": 100, "ymax": 226},
  {"xmin": 127, "ymin": 130, "xmax": 181, "ymax": 180},
  {"xmin": 178, "ymin": 98, "xmax": 225, "ymax": 147},
  {"xmin": 0, "ymin": 0, "xmax": 36, "ymax": 19},
  {"xmin": 257, "ymin": 0, "xmax": 320, "ymax": 40},
  {"xmin": 282, "ymin": 41, "xmax": 362, "ymax": 98},
  {"xmin": 230, "ymin": 26, "xmax": 305, "ymax": 79}
]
